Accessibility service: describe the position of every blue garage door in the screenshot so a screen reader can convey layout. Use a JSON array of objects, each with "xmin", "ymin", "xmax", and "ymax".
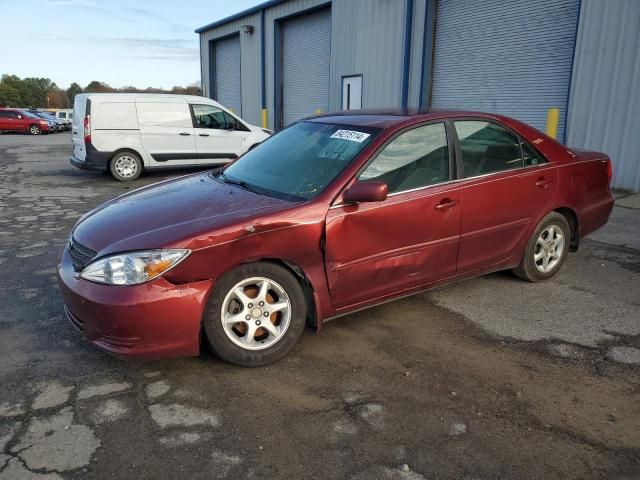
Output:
[
  {"xmin": 214, "ymin": 35, "xmax": 241, "ymax": 115},
  {"xmin": 431, "ymin": 0, "xmax": 580, "ymax": 140},
  {"xmin": 281, "ymin": 8, "xmax": 331, "ymax": 127}
]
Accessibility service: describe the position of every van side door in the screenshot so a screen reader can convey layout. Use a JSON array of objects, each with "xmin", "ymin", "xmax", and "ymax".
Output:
[
  {"xmin": 190, "ymin": 104, "xmax": 247, "ymax": 165},
  {"xmin": 136, "ymin": 101, "xmax": 197, "ymax": 167}
]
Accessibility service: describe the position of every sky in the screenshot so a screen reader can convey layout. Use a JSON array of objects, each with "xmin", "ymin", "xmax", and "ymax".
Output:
[{"xmin": 0, "ymin": 0, "xmax": 261, "ymax": 90}]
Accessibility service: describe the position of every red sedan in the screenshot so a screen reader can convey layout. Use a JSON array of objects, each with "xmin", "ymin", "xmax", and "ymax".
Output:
[{"xmin": 58, "ymin": 110, "xmax": 614, "ymax": 366}]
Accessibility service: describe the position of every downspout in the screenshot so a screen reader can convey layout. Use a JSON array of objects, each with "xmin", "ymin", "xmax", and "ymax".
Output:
[{"xmin": 401, "ymin": 0, "xmax": 414, "ymax": 109}]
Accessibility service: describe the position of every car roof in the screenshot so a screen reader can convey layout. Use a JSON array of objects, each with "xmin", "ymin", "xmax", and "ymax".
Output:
[{"xmin": 308, "ymin": 108, "xmax": 513, "ymax": 129}]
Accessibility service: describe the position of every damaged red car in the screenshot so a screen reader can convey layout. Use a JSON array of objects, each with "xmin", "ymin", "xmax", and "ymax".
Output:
[{"xmin": 58, "ymin": 110, "xmax": 614, "ymax": 366}]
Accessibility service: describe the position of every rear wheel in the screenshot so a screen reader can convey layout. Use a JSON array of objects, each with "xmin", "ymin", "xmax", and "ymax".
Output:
[
  {"xmin": 29, "ymin": 124, "xmax": 41, "ymax": 135},
  {"xmin": 513, "ymin": 212, "xmax": 570, "ymax": 282},
  {"xmin": 110, "ymin": 151, "xmax": 142, "ymax": 181},
  {"xmin": 203, "ymin": 262, "xmax": 307, "ymax": 366}
]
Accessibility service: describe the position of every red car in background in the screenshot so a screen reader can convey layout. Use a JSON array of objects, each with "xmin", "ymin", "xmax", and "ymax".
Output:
[
  {"xmin": 0, "ymin": 108, "xmax": 50, "ymax": 134},
  {"xmin": 58, "ymin": 109, "xmax": 614, "ymax": 366}
]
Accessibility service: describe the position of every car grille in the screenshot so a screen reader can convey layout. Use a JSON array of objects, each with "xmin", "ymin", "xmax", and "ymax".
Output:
[{"xmin": 68, "ymin": 238, "xmax": 97, "ymax": 272}]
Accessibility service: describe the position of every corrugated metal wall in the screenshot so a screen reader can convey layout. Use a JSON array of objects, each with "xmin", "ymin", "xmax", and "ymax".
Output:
[
  {"xmin": 281, "ymin": 8, "xmax": 332, "ymax": 125},
  {"xmin": 214, "ymin": 35, "xmax": 242, "ymax": 115},
  {"xmin": 200, "ymin": 0, "xmax": 427, "ymax": 128},
  {"xmin": 200, "ymin": 12, "xmax": 261, "ymax": 125},
  {"xmin": 566, "ymin": 0, "xmax": 640, "ymax": 191},
  {"xmin": 431, "ymin": 0, "xmax": 580, "ymax": 138}
]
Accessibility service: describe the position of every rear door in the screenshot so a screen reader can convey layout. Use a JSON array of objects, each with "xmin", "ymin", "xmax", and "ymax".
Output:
[
  {"xmin": 190, "ymin": 103, "xmax": 246, "ymax": 164},
  {"xmin": 0, "ymin": 111, "xmax": 10, "ymax": 130},
  {"xmin": 325, "ymin": 122, "xmax": 461, "ymax": 310},
  {"xmin": 136, "ymin": 101, "xmax": 197, "ymax": 167},
  {"xmin": 72, "ymin": 96, "xmax": 87, "ymax": 161},
  {"xmin": 453, "ymin": 119, "xmax": 558, "ymax": 274}
]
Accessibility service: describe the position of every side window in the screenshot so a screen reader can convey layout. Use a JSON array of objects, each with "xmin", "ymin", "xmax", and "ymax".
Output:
[
  {"xmin": 359, "ymin": 123, "xmax": 449, "ymax": 194},
  {"xmin": 522, "ymin": 142, "xmax": 546, "ymax": 166},
  {"xmin": 0, "ymin": 112, "xmax": 8, "ymax": 118},
  {"xmin": 191, "ymin": 104, "xmax": 227, "ymax": 129},
  {"xmin": 454, "ymin": 121, "xmax": 523, "ymax": 177}
]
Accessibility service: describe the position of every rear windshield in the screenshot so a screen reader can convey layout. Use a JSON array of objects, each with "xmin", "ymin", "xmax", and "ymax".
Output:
[{"xmin": 219, "ymin": 121, "xmax": 380, "ymax": 201}]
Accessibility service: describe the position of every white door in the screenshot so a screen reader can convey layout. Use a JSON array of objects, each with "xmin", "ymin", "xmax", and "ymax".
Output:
[
  {"xmin": 342, "ymin": 76, "xmax": 362, "ymax": 110},
  {"xmin": 136, "ymin": 102, "xmax": 197, "ymax": 166},
  {"xmin": 71, "ymin": 96, "xmax": 87, "ymax": 161},
  {"xmin": 190, "ymin": 104, "xmax": 246, "ymax": 165}
]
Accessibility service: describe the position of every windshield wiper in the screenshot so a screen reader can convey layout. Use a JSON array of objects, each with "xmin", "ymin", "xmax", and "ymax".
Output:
[{"xmin": 216, "ymin": 171, "xmax": 270, "ymax": 197}]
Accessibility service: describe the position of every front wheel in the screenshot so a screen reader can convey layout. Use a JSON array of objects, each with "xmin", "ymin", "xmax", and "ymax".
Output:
[
  {"xmin": 203, "ymin": 262, "xmax": 307, "ymax": 366},
  {"xmin": 513, "ymin": 212, "xmax": 570, "ymax": 282},
  {"xmin": 29, "ymin": 124, "xmax": 41, "ymax": 135},
  {"xmin": 110, "ymin": 151, "xmax": 142, "ymax": 181}
]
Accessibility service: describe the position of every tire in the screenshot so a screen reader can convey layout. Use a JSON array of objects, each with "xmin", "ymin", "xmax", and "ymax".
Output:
[
  {"xmin": 110, "ymin": 151, "xmax": 142, "ymax": 182},
  {"xmin": 513, "ymin": 212, "xmax": 571, "ymax": 282},
  {"xmin": 203, "ymin": 262, "xmax": 307, "ymax": 366},
  {"xmin": 29, "ymin": 124, "xmax": 41, "ymax": 135}
]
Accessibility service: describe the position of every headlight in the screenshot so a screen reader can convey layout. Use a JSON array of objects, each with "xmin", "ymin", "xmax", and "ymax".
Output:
[
  {"xmin": 39, "ymin": 120, "xmax": 48, "ymax": 125},
  {"xmin": 261, "ymin": 128, "xmax": 273, "ymax": 135},
  {"xmin": 80, "ymin": 249, "xmax": 190, "ymax": 285}
]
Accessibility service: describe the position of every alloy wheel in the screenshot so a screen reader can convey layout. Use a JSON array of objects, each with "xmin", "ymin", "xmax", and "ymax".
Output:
[
  {"xmin": 220, "ymin": 277, "xmax": 292, "ymax": 351},
  {"xmin": 534, "ymin": 224, "xmax": 565, "ymax": 273}
]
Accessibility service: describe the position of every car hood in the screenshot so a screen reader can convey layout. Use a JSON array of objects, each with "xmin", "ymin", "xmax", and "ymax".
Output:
[{"xmin": 72, "ymin": 172, "xmax": 294, "ymax": 255}]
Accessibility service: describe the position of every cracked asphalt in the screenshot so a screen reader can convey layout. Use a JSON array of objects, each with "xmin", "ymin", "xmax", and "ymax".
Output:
[{"xmin": 1, "ymin": 133, "xmax": 639, "ymax": 480}]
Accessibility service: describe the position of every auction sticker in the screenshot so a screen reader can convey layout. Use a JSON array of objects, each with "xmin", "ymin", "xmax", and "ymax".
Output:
[{"xmin": 330, "ymin": 130, "xmax": 371, "ymax": 143}]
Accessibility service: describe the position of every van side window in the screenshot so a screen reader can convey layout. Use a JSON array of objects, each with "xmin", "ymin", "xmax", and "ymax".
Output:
[
  {"xmin": 191, "ymin": 104, "xmax": 248, "ymax": 131},
  {"xmin": 59, "ymin": 112, "xmax": 66, "ymax": 119}
]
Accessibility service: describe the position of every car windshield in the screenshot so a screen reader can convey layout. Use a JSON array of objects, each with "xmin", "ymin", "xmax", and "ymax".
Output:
[
  {"xmin": 20, "ymin": 111, "xmax": 39, "ymax": 119},
  {"xmin": 218, "ymin": 121, "xmax": 379, "ymax": 201}
]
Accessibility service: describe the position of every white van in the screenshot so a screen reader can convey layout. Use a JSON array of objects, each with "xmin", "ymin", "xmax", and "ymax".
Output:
[{"xmin": 70, "ymin": 94, "xmax": 271, "ymax": 181}]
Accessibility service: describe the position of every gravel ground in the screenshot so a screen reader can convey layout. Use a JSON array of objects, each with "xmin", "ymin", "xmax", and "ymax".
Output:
[{"xmin": 1, "ymin": 132, "xmax": 639, "ymax": 480}]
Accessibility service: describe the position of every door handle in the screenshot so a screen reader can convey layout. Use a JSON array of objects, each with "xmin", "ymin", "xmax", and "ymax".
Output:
[
  {"xmin": 199, "ymin": 133, "xmax": 210, "ymax": 137},
  {"xmin": 435, "ymin": 199, "xmax": 458, "ymax": 211},
  {"xmin": 179, "ymin": 132, "xmax": 191, "ymax": 136},
  {"xmin": 535, "ymin": 177, "xmax": 552, "ymax": 188}
]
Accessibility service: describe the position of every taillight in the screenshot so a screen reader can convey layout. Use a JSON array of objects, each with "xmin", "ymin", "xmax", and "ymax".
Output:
[
  {"xmin": 83, "ymin": 115, "xmax": 91, "ymax": 144},
  {"xmin": 607, "ymin": 159, "xmax": 613, "ymax": 184}
]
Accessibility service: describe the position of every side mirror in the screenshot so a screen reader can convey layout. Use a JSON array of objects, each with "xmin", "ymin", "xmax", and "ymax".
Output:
[{"xmin": 343, "ymin": 181, "xmax": 388, "ymax": 204}]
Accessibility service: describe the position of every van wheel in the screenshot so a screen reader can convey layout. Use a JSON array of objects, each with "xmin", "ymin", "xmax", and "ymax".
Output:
[
  {"xmin": 513, "ymin": 212, "xmax": 570, "ymax": 282},
  {"xmin": 29, "ymin": 124, "xmax": 41, "ymax": 135},
  {"xmin": 110, "ymin": 152, "xmax": 142, "ymax": 181},
  {"xmin": 203, "ymin": 262, "xmax": 307, "ymax": 367}
]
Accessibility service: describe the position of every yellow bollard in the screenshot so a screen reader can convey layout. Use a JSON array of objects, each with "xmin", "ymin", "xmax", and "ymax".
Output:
[
  {"xmin": 545, "ymin": 108, "xmax": 559, "ymax": 139},
  {"xmin": 314, "ymin": 108, "xmax": 323, "ymax": 115},
  {"xmin": 261, "ymin": 108, "xmax": 268, "ymax": 129}
]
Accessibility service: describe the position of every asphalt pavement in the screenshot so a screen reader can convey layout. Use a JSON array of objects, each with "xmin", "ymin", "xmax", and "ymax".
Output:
[{"xmin": 1, "ymin": 132, "xmax": 639, "ymax": 480}]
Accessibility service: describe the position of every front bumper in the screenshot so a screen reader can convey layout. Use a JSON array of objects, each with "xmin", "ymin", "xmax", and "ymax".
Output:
[{"xmin": 57, "ymin": 248, "xmax": 214, "ymax": 360}]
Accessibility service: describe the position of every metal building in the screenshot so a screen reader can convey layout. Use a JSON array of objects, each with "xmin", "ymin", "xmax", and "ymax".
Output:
[{"xmin": 196, "ymin": 0, "xmax": 640, "ymax": 191}]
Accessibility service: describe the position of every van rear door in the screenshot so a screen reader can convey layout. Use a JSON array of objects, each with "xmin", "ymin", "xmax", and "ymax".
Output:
[{"xmin": 72, "ymin": 96, "xmax": 87, "ymax": 161}]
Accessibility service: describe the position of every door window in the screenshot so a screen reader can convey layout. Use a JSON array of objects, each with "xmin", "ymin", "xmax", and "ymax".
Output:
[
  {"xmin": 359, "ymin": 123, "xmax": 449, "ymax": 194},
  {"xmin": 522, "ymin": 142, "xmax": 546, "ymax": 166},
  {"xmin": 454, "ymin": 121, "xmax": 524, "ymax": 177},
  {"xmin": 191, "ymin": 104, "xmax": 246, "ymax": 131}
]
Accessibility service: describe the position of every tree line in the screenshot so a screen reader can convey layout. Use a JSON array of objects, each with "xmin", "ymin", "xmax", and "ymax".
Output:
[{"xmin": 0, "ymin": 75, "xmax": 202, "ymax": 109}]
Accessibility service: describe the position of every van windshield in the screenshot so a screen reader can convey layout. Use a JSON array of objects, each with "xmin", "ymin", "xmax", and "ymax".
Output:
[{"xmin": 217, "ymin": 121, "xmax": 379, "ymax": 201}]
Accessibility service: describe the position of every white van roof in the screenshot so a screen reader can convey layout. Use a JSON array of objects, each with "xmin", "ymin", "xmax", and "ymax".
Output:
[{"xmin": 75, "ymin": 93, "xmax": 219, "ymax": 105}]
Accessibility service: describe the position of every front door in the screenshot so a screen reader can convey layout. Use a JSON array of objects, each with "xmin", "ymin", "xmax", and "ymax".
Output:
[
  {"xmin": 325, "ymin": 122, "xmax": 461, "ymax": 310},
  {"xmin": 190, "ymin": 104, "xmax": 246, "ymax": 165},
  {"xmin": 453, "ymin": 119, "xmax": 558, "ymax": 274}
]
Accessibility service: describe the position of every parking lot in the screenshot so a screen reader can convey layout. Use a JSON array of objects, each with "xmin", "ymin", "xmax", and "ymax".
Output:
[{"xmin": 0, "ymin": 132, "xmax": 639, "ymax": 479}]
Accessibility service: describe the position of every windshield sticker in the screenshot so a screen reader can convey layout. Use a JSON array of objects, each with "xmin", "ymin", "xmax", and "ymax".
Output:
[{"xmin": 330, "ymin": 130, "xmax": 371, "ymax": 143}]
